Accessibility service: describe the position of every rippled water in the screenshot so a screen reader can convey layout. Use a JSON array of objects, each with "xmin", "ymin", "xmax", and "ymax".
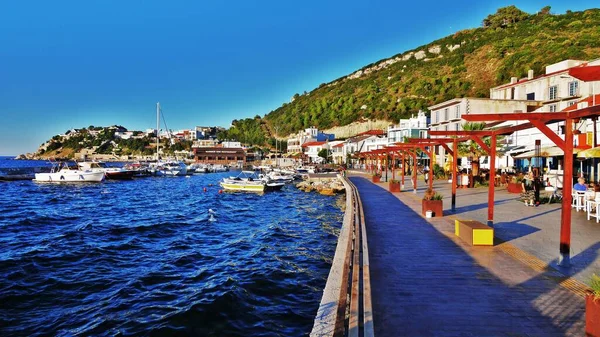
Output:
[{"xmin": 0, "ymin": 159, "xmax": 343, "ymax": 336}]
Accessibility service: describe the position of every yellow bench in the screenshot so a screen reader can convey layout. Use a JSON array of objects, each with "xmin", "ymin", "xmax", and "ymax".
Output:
[{"xmin": 454, "ymin": 220, "xmax": 494, "ymax": 246}]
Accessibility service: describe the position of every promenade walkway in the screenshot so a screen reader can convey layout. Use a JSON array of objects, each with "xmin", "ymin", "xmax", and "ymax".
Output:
[{"xmin": 350, "ymin": 175, "xmax": 588, "ymax": 337}]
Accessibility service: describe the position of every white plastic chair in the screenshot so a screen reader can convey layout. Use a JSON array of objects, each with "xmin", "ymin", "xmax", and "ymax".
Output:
[
  {"xmin": 572, "ymin": 191, "xmax": 586, "ymax": 212},
  {"xmin": 588, "ymin": 198, "xmax": 600, "ymax": 223}
]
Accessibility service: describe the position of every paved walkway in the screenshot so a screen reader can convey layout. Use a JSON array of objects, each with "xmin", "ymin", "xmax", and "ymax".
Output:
[{"xmin": 350, "ymin": 175, "xmax": 587, "ymax": 337}]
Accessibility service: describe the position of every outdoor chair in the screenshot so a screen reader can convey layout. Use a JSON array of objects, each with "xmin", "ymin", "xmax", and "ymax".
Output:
[
  {"xmin": 587, "ymin": 197, "xmax": 600, "ymax": 223},
  {"xmin": 572, "ymin": 191, "xmax": 586, "ymax": 212}
]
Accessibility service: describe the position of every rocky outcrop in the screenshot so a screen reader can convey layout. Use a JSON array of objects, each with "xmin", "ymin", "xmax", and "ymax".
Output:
[{"xmin": 296, "ymin": 178, "xmax": 346, "ymax": 195}]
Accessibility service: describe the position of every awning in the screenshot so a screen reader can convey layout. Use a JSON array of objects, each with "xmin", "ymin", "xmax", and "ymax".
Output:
[{"xmin": 513, "ymin": 146, "xmax": 583, "ymax": 159}]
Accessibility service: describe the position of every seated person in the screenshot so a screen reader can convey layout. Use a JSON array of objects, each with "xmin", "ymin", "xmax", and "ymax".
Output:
[{"xmin": 574, "ymin": 177, "xmax": 587, "ymax": 192}]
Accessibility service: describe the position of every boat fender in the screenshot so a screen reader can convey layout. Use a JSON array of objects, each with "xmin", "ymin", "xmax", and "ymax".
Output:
[{"xmin": 218, "ymin": 190, "xmax": 223, "ymax": 194}]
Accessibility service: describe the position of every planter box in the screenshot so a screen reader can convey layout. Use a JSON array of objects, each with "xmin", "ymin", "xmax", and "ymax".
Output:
[
  {"xmin": 422, "ymin": 199, "xmax": 443, "ymax": 217},
  {"xmin": 372, "ymin": 176, "xmax": 381, "ymax": 183},
  {"xmin": 587, "ymin": 292, "xmax": 600, "ymax": 337},
  {"xmin": 389, "ymin": 181, "xmax": 401, "ymax": 192},
  {"xmin": 507, "ymin": 182, "xmax": 523, "ymax": 193}
]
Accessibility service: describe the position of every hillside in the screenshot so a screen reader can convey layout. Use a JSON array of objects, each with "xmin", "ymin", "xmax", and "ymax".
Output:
[{"xmin": 220, "ymin": 6, "xmax": 600, "ymax": 145}]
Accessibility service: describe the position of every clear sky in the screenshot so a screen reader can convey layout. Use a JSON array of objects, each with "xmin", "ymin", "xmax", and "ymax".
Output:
[{"xmin": 0, "ymin": 1, "xmax": 597, "ymax": 155}]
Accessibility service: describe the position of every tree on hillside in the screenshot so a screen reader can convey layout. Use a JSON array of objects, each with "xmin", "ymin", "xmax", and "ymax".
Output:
[{"xmin": 482, "ymin": 6, "xmax": 530, "ymax": 28}]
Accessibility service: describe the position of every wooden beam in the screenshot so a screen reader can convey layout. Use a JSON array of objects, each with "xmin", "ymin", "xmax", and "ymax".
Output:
[
  {"xmin": 471, "ymin": 136, "xmax": 491, "ymax": 154},
  {"xmin": 529, "ymin": 120, "xmax": 566, "ymax": 150},
  {"xmin": 440, "ymin": 143, "xmax": 453, "ymax": 156}
]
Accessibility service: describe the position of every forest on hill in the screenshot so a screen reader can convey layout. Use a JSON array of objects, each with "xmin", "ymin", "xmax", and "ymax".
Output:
[{"xmin": 219, "ymin": 6, "xmax": 600, "ymax": 146}]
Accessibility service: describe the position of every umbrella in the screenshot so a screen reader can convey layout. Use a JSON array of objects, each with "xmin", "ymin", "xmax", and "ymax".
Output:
[
  {"xmin": 513, "ymin": 146, "xmax": 583, "ymax": 159},
  {"xmin": 577, "ymin": 146, "xmax": 600, "ymax": 159}
]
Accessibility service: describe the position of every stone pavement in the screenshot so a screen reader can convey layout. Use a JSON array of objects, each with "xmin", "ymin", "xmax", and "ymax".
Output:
[{"xmin": 349, "ymin": 174, "xmax": 589, "ymax": 337}]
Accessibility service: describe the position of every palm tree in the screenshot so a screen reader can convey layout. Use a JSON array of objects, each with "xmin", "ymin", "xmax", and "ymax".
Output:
[{"xmin": 457, "ymin": 122, "xmax": 504, "ymax": 187}]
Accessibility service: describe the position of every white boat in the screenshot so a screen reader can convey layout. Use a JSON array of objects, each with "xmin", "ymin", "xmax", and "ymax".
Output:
[
  {"xmin": 221, "ymin": 171, "xmax": 266, "ymax": 192},
  {"xmin": 34, "ymin": 162, "xmax": 105, "ymax": 183},
  {"xmin": 78, "ymin": 161, "xmax": 135, "ymax": 180},
  {"xmin": 265, "ymin": 171, "xmax": 295, "ymax": 183},
  {"xmin": 152, "ymin": 160, "xmax": 188, "ymax": 176},
  {"xmin": 220, "ymin": 171, "xmax": 284, "ymax": 192},
  {"xmin": 152, "ymin": 103, "xmax": 188, "ymax": 177}
]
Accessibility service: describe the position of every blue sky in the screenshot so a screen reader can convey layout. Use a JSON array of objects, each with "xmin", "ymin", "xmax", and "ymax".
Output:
[{"xmin": 0, "ymin": 1, "xmax": 597, "ymax": 155}]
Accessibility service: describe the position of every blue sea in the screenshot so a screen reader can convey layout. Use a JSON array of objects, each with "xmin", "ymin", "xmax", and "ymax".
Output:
[{"xmin": 0, "ymin": 157, "xmax": 343, "ymax": 336}]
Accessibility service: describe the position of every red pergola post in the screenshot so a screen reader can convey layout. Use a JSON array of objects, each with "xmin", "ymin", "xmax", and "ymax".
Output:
[
  {"xmin": 413, "ymin": 152, "xmax": 418, "ymax": 193},
  {"xmin": 384, "ymin": 153, "xmax": 388, "ymax": 182},
  {"xmin": 561, "ymin": 118, "xmax": 574, "ymax": 265},
  {"xmin": 487, "ymin": 135, "xmax": 497, "ymax": 227},
  {"xmin": 401, "ymin": 151, "xmax": 405, "ymax": 190},
  {"xmin": 452, "ymin": 139, "xmax": 458, "ymax": 212},
  {"xmin": 392, "ymin": 152, "xmax": 396, "ymax": 181}
]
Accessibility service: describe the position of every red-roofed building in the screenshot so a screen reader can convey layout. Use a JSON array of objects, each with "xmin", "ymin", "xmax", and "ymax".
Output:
[
  {"xmin": 301, "ymin": 141, "xmax": 328, "ymax": 163},
  {"xmin": 357, "ymin": 129, "xmax": 386, "ymax": 137}
]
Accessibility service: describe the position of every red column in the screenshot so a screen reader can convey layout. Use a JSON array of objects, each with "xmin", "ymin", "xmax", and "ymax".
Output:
[
  {"xmin": 560, "ymin": 118, "xmax": 574, "ymax": 266},
  {"xmin": 385, "ymin": 153, "xmax": 388, "ymax": 182},
  {"xmin": 487, "ymin": 135, "xmax": 496, "ymax": 227},
  {"xmin": 427, "ymin": 149, "xmax": 434, "ymax": 190},
  {"xmin": 392, "ymin": 152, "xmax": 396, "ymax": 181},
  {"xmin": 452, "ymin": 139, "xmax": 458, "ymax": 211},
  {"xmin": 413, "ymin": 152, "xmax": 418, "ymax": 193},
  {"xmin": 401, "ymin": 152, "xmax": 405, "ymax": 189}
]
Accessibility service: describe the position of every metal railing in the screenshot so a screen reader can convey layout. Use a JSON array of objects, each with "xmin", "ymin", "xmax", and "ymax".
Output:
[{"xmin": 311, "ymin": 176, "xmax": 374, "ymax": 337}]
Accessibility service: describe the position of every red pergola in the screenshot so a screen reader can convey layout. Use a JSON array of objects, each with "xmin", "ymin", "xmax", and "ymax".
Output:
[
  {"xmin": 452, "ymin": 104, "xmax": 600, "ymax": 266},
  {"xmin": 405, "ymin": 137, "xmax": 470, "ymax": 211}
]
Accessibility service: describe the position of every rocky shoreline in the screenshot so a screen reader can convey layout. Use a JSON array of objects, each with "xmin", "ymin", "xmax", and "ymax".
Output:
[{"xmin": 296, "ymin": 178, "xmax": 345, "ymax": 196}]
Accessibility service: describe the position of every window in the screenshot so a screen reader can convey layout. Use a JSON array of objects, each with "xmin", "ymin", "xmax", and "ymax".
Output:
[
  {"xmin": 568, "ymin": 101, "xmax": 576, "ymax": 107},
  {"xmin": 527, "ymin": 92, "xmax": 535, "ymax": 100},
  {"xmin": 569, "ymin": 81, "xmax": 579, "ymax": 96},
  {"xmin": 455, "ymin": 105, "xmax": 461, "ymax": 119},
  {"xmin": 444, "ymin": 108, "xmax": 449, "ymax": 121},
  {"xmin": 454, "ymin": 123, "xmax": 460, "ymax": 131},
  {"xmin": 549, "ymin": 85, "xmax": 558, "ymax": 100},
  {"xmin": 549, "ymin": 104, "xmax": 557, "ymax": 112},
  {"xmin": 433, "ymin": 111, "xmax": 438, "ymax": 124}
]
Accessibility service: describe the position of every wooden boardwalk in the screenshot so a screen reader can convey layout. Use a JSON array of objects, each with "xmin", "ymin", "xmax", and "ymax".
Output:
[{"xmin": 351, "ymin": 176, "xmax": 586, "ymax": 337}]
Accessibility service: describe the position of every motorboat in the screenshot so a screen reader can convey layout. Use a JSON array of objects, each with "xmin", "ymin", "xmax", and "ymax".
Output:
[
  {"xmin": 153, "ymin": 160, "xmax": 188, "ymax": 176},
  {"xmin": 210, "ymin": 164, "xmax": 229, "ymax": 173},
  {"xmin": 220, "ymin": 171, "xmax": 284, "ymax": 192},
  {"xmin": 265, "ymin": 171, "xmax": 295, "ymax": 183},
  {"xmin": 34, "ymin": 162, "xmax": 105, "ymax": 183},
  {"xmin": 221, "ymin": 171, "xmax": 266, "ymax": 192},
  {"xmin": 78, "ymin": 161, "xmax": 135, "ymax": 180}
]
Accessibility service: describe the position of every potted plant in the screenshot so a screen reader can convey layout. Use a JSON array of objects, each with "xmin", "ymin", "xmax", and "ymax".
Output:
[
  {"xmin": 372, "ymin": 172, "xmax": 381, "ymax": 183},
  {"xmin": 389, "ymin": 179, "xmax": 401, "ymax": 192},
  {"xmin": 586, "ymin": 274, "xmax": 600, "ymax": 336},
  {"xmin": 507, "ymin": 175, "xmax": 524, "ymax": 193},
  {"xmin": 422, "ymin": 188, "xmax": 443, "ymax": 217}
]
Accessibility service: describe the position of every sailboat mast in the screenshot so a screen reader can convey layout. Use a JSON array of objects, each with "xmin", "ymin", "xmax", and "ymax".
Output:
[{"xmin": 156, "ymin": 102, "xmax": 160, "ymax": 161}]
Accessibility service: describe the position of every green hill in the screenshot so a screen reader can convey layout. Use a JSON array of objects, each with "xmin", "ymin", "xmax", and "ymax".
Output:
[{"xmin": 220, "ymin": 6, "xmax": 600, "ymax": 146}]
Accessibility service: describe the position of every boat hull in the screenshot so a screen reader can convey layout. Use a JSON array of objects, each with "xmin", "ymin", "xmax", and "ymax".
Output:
[
  {"xmin": 34, "ymin": 170, "xmax": 105, "ymax": 183},
  {"xmin": 220, "ymin": 182, "xmax": 265, "ymax": 192}
]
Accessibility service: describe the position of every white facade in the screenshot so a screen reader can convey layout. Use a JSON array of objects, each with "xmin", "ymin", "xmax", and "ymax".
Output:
[
  {"xmin": 387, "ymin": 110, "xmax": 429, "ymax": 144},
  {"xmin": 303, "ymin": 142, "xmax": 329, "ymax": 163},
  {"xmin": 428, "ymin": 58, "xmax": 600, "ymax": 170},
  {"xmin": 221, "ymin": 141, "xmax": 242, "ymax": 148}
]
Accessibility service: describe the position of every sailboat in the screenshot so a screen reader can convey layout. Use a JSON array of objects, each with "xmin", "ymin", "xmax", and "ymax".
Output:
[{"xmin": 150, "ymin": 102, "xmax": 188, "ymax": 176}]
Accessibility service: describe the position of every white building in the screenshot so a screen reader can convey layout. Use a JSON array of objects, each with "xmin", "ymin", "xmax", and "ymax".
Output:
[
  {"xmin": 428, "ymin": 58, "xmax": 600, "ymax": 170},
  {"xmin": 287, "ymin": 127, "xmax": 334, "ymax": 154},
  {"xmin": 301, "ymin": 141, "xmax": 329, "ymax": 163},
  {"xmin": 387, "ymin": 110, "xmax": 429, "ymax": 144}
]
